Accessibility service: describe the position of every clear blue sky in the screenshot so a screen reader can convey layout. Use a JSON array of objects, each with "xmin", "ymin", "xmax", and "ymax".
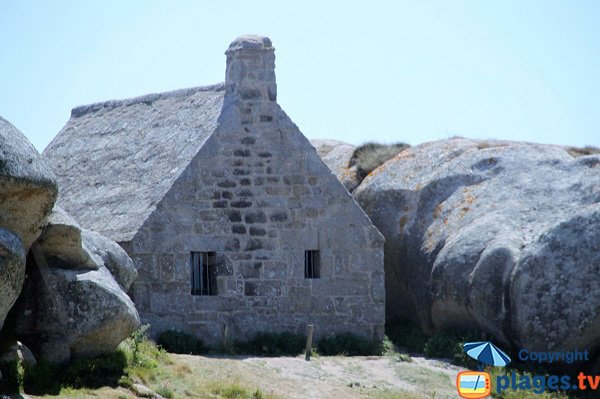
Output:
[{"xmin": 1, "ymin": 1, "xmax": 599, "ymax": 152}]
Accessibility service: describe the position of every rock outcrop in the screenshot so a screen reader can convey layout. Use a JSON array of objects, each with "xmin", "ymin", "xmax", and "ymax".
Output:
[
  {"xmin": 0, "ymin": 117, "xmax": 57, "ymax": 332},
  {"xmin": 0, "ymin": 117, "xmax": 57, "ymax": 248},
  {"xmin": 0, "ymin": 230, "xmax": 26, "ymax": 333},
  {"xmin": 81, "ymin": 229, "xmax": 138, "ymax": 290},
  {"xmin": 310, "ymin": 139, "xmax": 360, "ymax": 191},
  {"xmin": 0, "ymin": 116, "xmax": 139, "ymax": 364},
  {"xmin": 10, "ymin": 207, "xmax": 140, "ymax": 363},
  {"xmin": 355, "ymin": 137, "xmax": 600, "ymax": 352},
  {"xmin": 35, "ymin": 207, "xmax": 97, "ymax": 270}
]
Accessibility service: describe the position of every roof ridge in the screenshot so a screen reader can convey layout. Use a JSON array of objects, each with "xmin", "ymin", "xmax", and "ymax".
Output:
[{"xmin": 71, "ymin": 82, "xmax": 226, "ymax": 118}]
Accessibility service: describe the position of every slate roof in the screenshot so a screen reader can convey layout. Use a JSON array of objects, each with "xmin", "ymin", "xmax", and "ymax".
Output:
[{"xmin": 43, "ymin": 84, "xmax": 226, "ymax": 242}]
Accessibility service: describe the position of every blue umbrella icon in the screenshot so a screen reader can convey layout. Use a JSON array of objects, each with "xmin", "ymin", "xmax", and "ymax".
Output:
[{"xmin": 464, "ymin": 341, "xmax": 511, "ymax": 367}]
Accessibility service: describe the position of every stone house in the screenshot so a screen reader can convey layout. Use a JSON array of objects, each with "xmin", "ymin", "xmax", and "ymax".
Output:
[{"xmin": 43, "ymin": 35, "xmax": 385, "ymax": 344}]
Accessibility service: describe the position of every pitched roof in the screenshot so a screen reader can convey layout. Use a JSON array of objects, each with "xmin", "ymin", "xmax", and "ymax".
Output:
[{"xmin": 43, "ymin": 84, "xmax": 225, "ymax": 242}]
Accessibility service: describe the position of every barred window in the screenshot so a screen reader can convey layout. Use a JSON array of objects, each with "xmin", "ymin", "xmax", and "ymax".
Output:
[
  {"xmin": 191, "ymin": 252, "xmax": 217, "ymax": 295},
  {"xmin": 304, "ymin": 250, "xmax": 320, "ymax": 279}
]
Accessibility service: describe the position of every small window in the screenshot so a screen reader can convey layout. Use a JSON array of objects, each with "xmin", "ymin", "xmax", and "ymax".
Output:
[
  {"xmin": 191, "ymin": 252, "xmax": 217, "ymax": 295},
  {"xmin": 304, "ymin": 250, "xmax": 320, "ymax": 279}
]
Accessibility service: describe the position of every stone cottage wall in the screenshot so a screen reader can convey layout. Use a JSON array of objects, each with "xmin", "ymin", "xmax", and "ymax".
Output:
[{"xmin": 126, "ymin": 36, "xmax": 385, "ymax": 345}]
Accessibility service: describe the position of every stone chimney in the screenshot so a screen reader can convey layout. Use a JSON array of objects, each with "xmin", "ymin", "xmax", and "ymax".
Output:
[{"xmin": 225, "ymin": 35, "xmax": 276, "ymax": 102}]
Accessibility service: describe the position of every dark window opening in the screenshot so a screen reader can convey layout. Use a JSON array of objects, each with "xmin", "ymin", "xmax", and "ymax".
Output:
[
  {"xmin": 191, "ymin": 252, "xmax": 217, "ymax": 295},
  {"xmin": 304, "ymin": 250, "xmax": 320, "ymax": 279}
]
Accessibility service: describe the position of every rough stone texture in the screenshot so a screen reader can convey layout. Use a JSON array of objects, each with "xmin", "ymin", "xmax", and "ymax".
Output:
[
  {"xmin": 0, "ymin": 229, "xmax": 26, "ymax": 332},
  {"xmin": 510, "ymin": 207, "xmax": 600, "ymax": 351},
  {"xmin": 310, "ymin": 139, "xmax": 360, "ymax": 192},
  {"xmin": 0, "ymin": 116, "xmax": 58, "ymax": 248},
  {"xmin": 355, "ymin": 137, "xmax": 600, "ymax": 351},
  {"xmin": 225, "ymin": 35, "xmax": 276, "ymax": 102},
  {"xmin": 310, "ymin": 139, "xmax": 352, "ymax": 159},
  {"xmin": 10, "ymin": 209, "xmax": 139, "ymax": 363},
  {"xmin": 131, "ymin": 383, "xmax": 166, "ymax": 399},
  {"xmin": 82, "ymin": 229, "xmax": 137, "ymax": 290},
  {"xmin": 44, "ymin": 35, "xmax": 385, "ymax": 345},
  {"xmin": 14, "ymin": 263, "xmax": 139, "ymax": 363},
  {"xmin": 36, "ymin": 206, "xmax": 96, "ymax": 270},
  {"xmin": 0, "ymin": 116, "xmax": 57, "ymax": 334}
]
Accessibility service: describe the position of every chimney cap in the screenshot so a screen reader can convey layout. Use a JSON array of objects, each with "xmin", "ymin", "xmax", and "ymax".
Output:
[{"xmin": 226, "ymin": 35, "xmax": 273, "ymax": 53}]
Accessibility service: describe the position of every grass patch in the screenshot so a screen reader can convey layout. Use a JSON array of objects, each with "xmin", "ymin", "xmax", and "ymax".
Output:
[
  {"xmin": 349, "ymin": 142, "xmax": 411, "ymax": 181},
  {"xmin": 0, "ymin": 358, "xmax": 24, "ymax": 393},
  {"xmin": 62, "ymin": 351, "xmax": 128, "ymax": 389},
  {"xmin": 386, "ymin": 319, "xmax": 428, "ymax": 353},
  {"xmin": 1, "ymin": 352, "xmax": 129, "ymax": 395},
  {"xmin": 317, "ymin": 332, "xmax": 383, "ymax": 356},
  {"xmin": 235, "ymin": 332, "xmax": 306, "ymax": 356},
  {"xmin": 157, "ymin": 329, "xmax": 207, "ymax": 355},
  {"xmin": 382, "ymin": 336, "xmax": 412, "ymax": 363},
  {"xmin": 386, "ymin": 319, "xmax": 479, "ymax": 368},
  {"xmin": 155, "ymin": 383, "xmax": 175, "ymax": 398},
  {"xmin": 209, "ymin": 379, "xmax": 278, "ymax": 399},
  {"xmin": 423, "ymin": 330, "xmax": 479, "ymax": 369},
  {"xmin": 0, "ymin": 328, "xmax": 465, "ymax": 399},
  {"xmin": 0, "ymin": 325, "xmax": 168, "ymax": 396},
  {"xmin": 567, "ymin": 145, "xmax": 600, "ymax": 158}
]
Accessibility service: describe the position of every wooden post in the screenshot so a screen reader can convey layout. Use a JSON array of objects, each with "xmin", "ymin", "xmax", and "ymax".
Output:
[
  {"xmin": 305, "ymin": 324, "xmax": 314, "ymax": 361},
  {"xmin": 222, "ymin": 324, "xmax": 229, "ymax": 351}
]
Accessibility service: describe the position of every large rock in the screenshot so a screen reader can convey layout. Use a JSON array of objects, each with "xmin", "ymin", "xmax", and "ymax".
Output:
[
  {"xmin": 0, "ymin": 117, "xmax": 57, "ymax": 248},
  {"xmin": 355, "ymin": 138, "xmax": 600, "ymax": 351},
  {"xmin": 0, "ymin": 116, "xmax": 57, "ymax": 333},
  {"xmin": 310, "ymin": 139, "xmax": 360, "ymax": 191},
  {"xmin": 82, "ymin": 229, "xmax": 137, "ymax": 290},
  {"xmin": 36, "ymin": 207, "xmax": 137, "ymax": 289},
  {"xmin": 0, "ymin": 229, "xmax": 26, "ymax": 332},
  {"xmin": 11, "ymin": 208, "xmax": 139, "ymax": 363},
  {"xmin": 35, "ymin": 207, "xmax": 96, "ymax": 270}
]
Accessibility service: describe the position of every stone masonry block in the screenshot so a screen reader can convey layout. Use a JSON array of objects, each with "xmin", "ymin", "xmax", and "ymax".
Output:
[
  {"xmin": 244, "ymin": 280, "xmax": 281, "ymax": 296},
  {"xmin": 239, "ymin": 261, "xmax": 263, "ymax": 278}
]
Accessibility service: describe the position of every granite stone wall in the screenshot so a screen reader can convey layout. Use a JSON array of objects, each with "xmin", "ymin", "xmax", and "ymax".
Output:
[{"xmin": 126, "ymin": 36, "xmax": 385, "ymax": 345}]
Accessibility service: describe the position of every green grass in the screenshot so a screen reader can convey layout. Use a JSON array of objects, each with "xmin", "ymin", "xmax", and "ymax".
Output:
[
  {"xmin": 208, "ymin": 379, "xmax": 279, "ymax": 399},
  {"xmin": 385, "ymin": 319, "xmax": 478, "ymax": 369},
  {"xmin": 229, "ymin": 331, "xmax": 384, "ymax": 357},
  {"xmin": 317, "ymin": 332, "xmax": 383, "ymax": 356},
  {"xmin": 386, "ymin": 320, "xmax": 429, "ymax": 354},
  {"xmin": 157, "ymin": 329, "xmax": 207, "ymax": 355},
  {"xmin": 234, "ymin": 332, "xmax": 306, "ymax": 356},
  {"xmin": 154, "ymin": 383, "xmax": 175, "ymax": 398},
  {"xmin": 0, "ymin": 325, "xmax": 167, "ymax": 396}
]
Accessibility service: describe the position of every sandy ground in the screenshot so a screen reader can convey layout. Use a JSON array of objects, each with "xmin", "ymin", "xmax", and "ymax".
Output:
[{"xmin": 175, "ymin": 354, "xmax": 464, "ymax": 399}]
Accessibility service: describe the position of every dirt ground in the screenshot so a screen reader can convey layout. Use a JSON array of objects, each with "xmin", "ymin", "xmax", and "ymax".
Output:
[
  {"xmin": 19, "ymin": 353, "xmax": 464, "ymax": 399},
  {"xmin": 174, "ymin": 353, "xmax": 463, "ymax": 399}
]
